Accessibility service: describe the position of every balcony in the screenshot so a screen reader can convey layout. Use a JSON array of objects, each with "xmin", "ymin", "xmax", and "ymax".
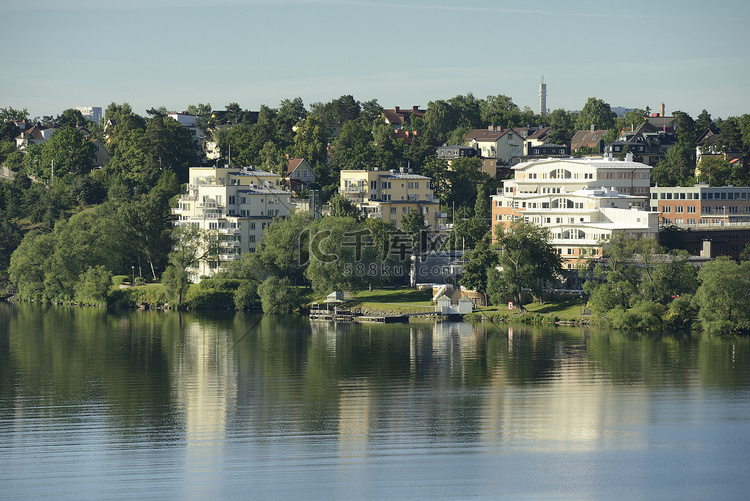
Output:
[{"xmin": 343, "ymin": 184, "xmax": 366, "ymax": 193}]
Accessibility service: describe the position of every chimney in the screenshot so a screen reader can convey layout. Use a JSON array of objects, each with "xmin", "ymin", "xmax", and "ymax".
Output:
[
  {"xmin": 590, "ymin": 124, "xmax": 595, "ymax": 132},
  {"xmin": 660, "ymin": 103, "xmax": 665, "ymax": 117},
  {"xmin": 394, "ymin": 106, "xmax": 400, "ymax": 112},
  {"xmin": 413, "ymin": 106, "xmax": 419, "ymax": 111}
]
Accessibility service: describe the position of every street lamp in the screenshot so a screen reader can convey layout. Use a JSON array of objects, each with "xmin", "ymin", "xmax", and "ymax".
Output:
[{"xmin": 131, "ymin": 265, "xmax": 135, "ymax": 286}]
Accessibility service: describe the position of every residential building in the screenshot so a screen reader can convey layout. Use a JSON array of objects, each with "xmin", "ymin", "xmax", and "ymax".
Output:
[
  {"xmin": 650, "ymin": 184, "xmax": 750, "ymax": 226},
  {"xmin": 491, "ymin": 156, "xmax": 658, "ymax": 267},
  {"xmin": 172, "ymin": 166, "xmax": 292, "ymax": 279},
  {"xmin": 167, "ymin": 112, "xmax": 204, "ymax": 145},
  {"xmin": 605, "ymin": 121, "xmax": 676, "ymax": 166},
  {"xmin": 651, "ymin": 185, "xmax": 750, "ymax": 259},
  {"xmin": 284, "ymin": 158, "xmax": 316, "ymax": 189},
  {"xmin": 76, "ymin": 106, "xmax": 102, "ymax": 125},
  {"xmin": 381, "ymin": 106, "xmax": 426, "ymax": 131},
  {"xmin": 465, "ymin": 126, "xmax": 551, "ymax": 166},
  {"xmin": 465, "ymin": 126, "xmax": 523, "ymax": 165},
  {"xmin": 524, "ymin": 142, "xmax": 570, "ymax": 160},
  {"xmin": 15, "ymin": 124, "xmax": 54, "ymax": 149},
  {"xmin": 339, "ymin": 168, "xmax": 444, "ymax": 231},
  {"xmin": 70, "ymin": 125, "xmax": 110, "ymax": 168},
  {"xmin": 436, "ymin": 145, "xmax": 478, "ymax": 161},
  {"xmin": 570, "ymin": 127, "xmax": 608, "ymax": 153}
]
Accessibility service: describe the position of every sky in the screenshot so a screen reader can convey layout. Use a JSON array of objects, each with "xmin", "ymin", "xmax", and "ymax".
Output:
[{"xmin": 2, "ymin": 0, "xmax": 749, "ymax": 121}]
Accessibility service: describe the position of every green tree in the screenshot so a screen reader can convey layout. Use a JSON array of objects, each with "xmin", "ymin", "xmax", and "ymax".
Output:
[
  {"xmin": 75, "ymin": 265, "xmax": 112, "ymax": 305},
  {"xmin": 459, "ymin": 235, "xmax": 497, "ymax": 303},
  {"xmin": 546, "ymin": 108, "xmax": 577, "ymax": 145},
  {"xmin": 0, "ymin": 106, "xmax": 29, "ymax": 122},
  {"xmin": 39, "ymin": 126, "xmax": 96, "ymax": 182},
  {"xmin": 55, "ymin": 108, "xmax": 88, "ymax": 129},
  {"xmin": 651, "ymin": 142, "xmax": 696, "ymax": 187},
  {"xmin": 445, "ymin": 157, "xmax": 490, "ymax": 209},
  {"xmin": 292, "ymin": 115, "xmax": 328, "ymax": 170},
  {"xmin": 480, "ymin": 94, "xmax": 521, "ymax": 129},
  {"xmin": 575, "ymin": 97, "xmax": 617, "ymax": 132},
  {"xmin": 253, "ymin": 211, "xmax": 315, "ymax": 283},
  {"xmin": 694, "ymin": 257, "xmax": 750, "ymax": 334},
  {"xmin": 258, "ymin": 276, "xmax": 299, "ymax": 314},
  {"xmin": 8, "ymin": 230, "xmax": 54, "ymax": 300},
  {"xmin": 328, "ymin": 194, "xmax": 360, "ymax": 219},
  {"xmin": 493, "ymin": 220, "xmax": 562, "ymax": 311},
  {"xmin": 400, "ymin": 209, "xmax": 428, "ymax": 252},
  {"xmin": 161, "ymin": 264, "xmax": 191, "ymax": 306},
  {"xmin": 372, "ymin": 118, "xmax": 406, "ymax": 170},
  {"xmin": 304, "ymin": 216, "xmax": 382, "ymax": 294},
  {"xmin": 329, "ymin": 119, "xmax": 375, "ymax": 171},
  {"xmin": 695, "ymin": 109, "xmax": 714, "ymax": 133}
]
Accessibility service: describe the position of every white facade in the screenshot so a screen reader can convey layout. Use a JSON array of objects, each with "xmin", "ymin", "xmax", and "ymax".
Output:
[
  {"xmin": 173, "ymin": 166, "xmax": 292, "ymax": 279},
  {"xmin": 491, "ymin": 156, "xmax": 659, "ymax": 268},
  {"xmin": 167, "ymin": 112, "xmax": 204, "ymax": 145},
  {"xmin": 76, "ymin": 106, "xmax": 102, "ymax": 124}
]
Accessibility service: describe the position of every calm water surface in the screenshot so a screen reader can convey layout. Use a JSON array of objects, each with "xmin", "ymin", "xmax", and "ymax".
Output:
[{"xmin": 2, "ymin": 302, "xmax": 750, "ymax": 500}]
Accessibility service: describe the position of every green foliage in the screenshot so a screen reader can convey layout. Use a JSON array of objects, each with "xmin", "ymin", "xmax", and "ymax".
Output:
[
  {"xmin": 459, "ymin": 236, "xmax": 498, "ymax": 297},
  {"xmin": 233, "ymin": 280, "xmax": 260, "ymax": 310},
  {"xmin": 575, "ymin": 97, "xmax": 617, "ymax": 131},
  {"xmin": 39, "ymin": 126, "xmax": 96, "ymax": 182},
  {"xmin": 329, "ymin": 119, "xmax": 375, "ymax": 171},
  {"xmin": 161, "ymin": 265, "xmax": 190, "ymax": 306},
  {"xmin": 258, "ymin": 276, "xmax": 299, "ymax": 314},
  {"xmin": 493, "ymin": 220, "xmax": 562, "ymax": 310},
  {"xmin": 112, "ymin": 275, "xmax": 129, "ymax": 286},
  {"xmin": 328, "ymin": 193, "xmax": 361, "ymax": 219},
  {"xmin": 694, "ymin": 257, "xmax": 750, "ymax": 334},
  {"xmin": 198, "ymin": 278, "xmax": 244, "ymax": 291},
  {"xmin": 75, "ymin": 265, "xmax": 112, "ymax": 305}
]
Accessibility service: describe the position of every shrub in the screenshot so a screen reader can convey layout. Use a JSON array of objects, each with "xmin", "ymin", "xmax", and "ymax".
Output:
[{"xmin": 112, "ymin": 275, "xmax": 129, "ymax": 286}]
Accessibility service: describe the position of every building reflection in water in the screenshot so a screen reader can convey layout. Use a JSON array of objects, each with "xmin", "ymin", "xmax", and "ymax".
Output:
[{"xmin": 175, "ymin": 316, "xmax": 237, "ymax": 489}]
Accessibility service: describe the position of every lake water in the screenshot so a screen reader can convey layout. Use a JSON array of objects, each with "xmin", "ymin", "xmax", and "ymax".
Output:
[{"xmin": 2, "ymin": 302, "xmax": 750, "ymax": 500}]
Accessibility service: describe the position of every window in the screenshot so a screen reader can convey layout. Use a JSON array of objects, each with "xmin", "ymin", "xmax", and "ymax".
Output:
[
  {"xmin": 687, "ymin": 206, "xmax": 696, "ymax": 213},
  {"xmin": 390, "ymin": 207, "xmax": 396, "ymax": 215},
  {"xmin": 250, "ymin": 222, "xmax": 255, "ymax": 229},
  {"xmin": 228, "ymin": 196, "xmax": 236, "ymax": 205},
  {"xmin": 675, "ymin": 206, "xmax": 683, "ymax": 213},
  {"xmin": 381, "ymin": 181, "xmax": 391, "ymax": 189},
  {"xmin": 248, "ymin": 235, "xmax": 256, "ymax": 243},
  {"xmin": 663, "ymin": 206, "xmax": 671, "ymax": 213}
]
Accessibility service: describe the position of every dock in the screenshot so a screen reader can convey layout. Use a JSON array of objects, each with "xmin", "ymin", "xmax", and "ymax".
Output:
[{"xmin": 308, "ymin": 309, "xmax": 409, "ymax": 324}]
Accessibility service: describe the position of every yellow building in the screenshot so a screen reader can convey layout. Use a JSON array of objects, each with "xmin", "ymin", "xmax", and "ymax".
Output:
[{"xmin": 339, "ymin": 169, "xmax": 445, "ymax": 230}]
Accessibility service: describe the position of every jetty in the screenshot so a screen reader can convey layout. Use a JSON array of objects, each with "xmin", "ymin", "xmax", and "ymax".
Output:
[{"xmin": 308, "ymin": 307, "xmax": 409, "ymax": 324}]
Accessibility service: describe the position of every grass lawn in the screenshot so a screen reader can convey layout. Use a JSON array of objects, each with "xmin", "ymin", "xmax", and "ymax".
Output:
[
  {"xmin": 309, "ymin": 288, "xmax": 435, "ymax": 314},
  {"xmin": 476, "ymin": 297, "xmax": 587, "ymax": 318}
]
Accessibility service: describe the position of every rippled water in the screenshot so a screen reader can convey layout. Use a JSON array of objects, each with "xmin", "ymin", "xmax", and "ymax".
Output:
[{"xmin": 2, "ymin": 303, "xmax": 750, "ymax": 500}]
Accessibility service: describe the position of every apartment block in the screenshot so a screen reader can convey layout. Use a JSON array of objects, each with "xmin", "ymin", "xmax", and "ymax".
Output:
[
  {"xmin": 491, "ymin": 156, "xmax": 659, "ymax": 268},
  {"xmin": 173, "ymin": 166, "xmax": 292, "ymax": 279},
  {"xmin": 339, "ymin": 168, "xmax": 444, "ymax": 230}
]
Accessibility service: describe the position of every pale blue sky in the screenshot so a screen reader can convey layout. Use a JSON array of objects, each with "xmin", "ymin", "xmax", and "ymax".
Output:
[{"xmin": 2, "ymin": 0, "xmax": 749, "ymax": 121}]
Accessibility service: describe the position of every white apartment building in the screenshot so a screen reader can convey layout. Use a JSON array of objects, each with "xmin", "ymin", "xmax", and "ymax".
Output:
[
  {"xmin": 491, "ymin": 156, "xmax": 659, "ymax": 268},
  {"xmin": 167, "ymin": 112, "xmax": 204, "ymax": 145},
  {"xmin": 173, "ymin": 166, "xmax": 292, "ymax": 279},
  {"xmin": 76, "ymin": 106, "xmax": 102, "ymax": 125}
]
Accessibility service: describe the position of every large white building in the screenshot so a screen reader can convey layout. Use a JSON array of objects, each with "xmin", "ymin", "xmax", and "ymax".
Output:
[
  {"xmin": 173, "ymin": 166, "xmax": 292, "ymax": 279},
  {"xmin": 76, "ymin": 106, "xmax": 102, "ymax": 124},
  {"xmin": 491, "ymin": 155, "xmax": 659, "ymax": 268}
]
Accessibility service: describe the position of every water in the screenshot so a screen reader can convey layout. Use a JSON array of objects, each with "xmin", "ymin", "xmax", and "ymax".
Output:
[{"xmin": 2, "ymin": 303, "xmax": 750, "ymax": 500}]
